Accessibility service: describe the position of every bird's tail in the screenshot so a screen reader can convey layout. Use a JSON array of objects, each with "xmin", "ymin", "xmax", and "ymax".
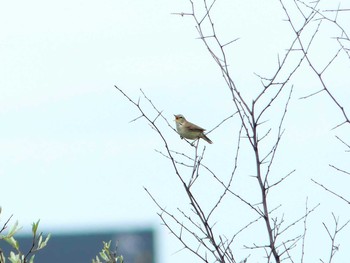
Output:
[{"xmin": 202, "ymin": 134, "xmax": 213, "ymax": 144}]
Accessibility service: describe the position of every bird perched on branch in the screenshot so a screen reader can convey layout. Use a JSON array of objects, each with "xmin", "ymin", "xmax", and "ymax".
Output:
[{"xmin": 174, "ymin": 114, "xmax": 213, "ymax": 144}]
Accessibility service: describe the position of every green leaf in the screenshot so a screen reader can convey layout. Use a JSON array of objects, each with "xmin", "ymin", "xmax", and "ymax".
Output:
[
  {"xmin": 8, "ymin": 221, "xmax": 21, "ymax": 237},
  {"xmin": 8, "ymin": 251, "xmax": 22, "ymax": 263},
  {"xmin": 31, "ymin": 220, "xmax": 40, "ymax": 236},
  {"xmin": 4, "ymin": 236, "xmax": 20, "ymax": 251},
  {"xmin": 37, "ymin": 235, "xmax": 43, "ymax": 248},
  {"xmin": 0, "ymin": 251, "xmax": 6, "ymax": 263},
  {"xmin": 99, "ymin": 251, "xmax": 108, "ymax": 261},
  {"xmin": 38, "ymin": 234, "xmax": 50, "ymax": 249}
]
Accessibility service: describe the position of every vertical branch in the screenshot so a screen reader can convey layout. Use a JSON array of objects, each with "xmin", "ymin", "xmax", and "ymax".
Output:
[
  {"xmin": 301, "ymin": 198, "xmax": 309, "ymax": 263},
  {"xmin": 251, "ymin": 112, "xmax": 281, "ymax": 263},
  {"xmin": 322, "ymin": 214, "xmax": 350, "ymax": 263}
]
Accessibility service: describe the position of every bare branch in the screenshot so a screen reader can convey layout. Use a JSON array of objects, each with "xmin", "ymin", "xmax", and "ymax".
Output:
[
  {"xmin": 311, "ymin": 179, "xmax": 350, "ymax": 205},
  {"xmin": 322, "ymin": 213, "xmax": 350, "ymax": 262},
  {"xmin": 329, "ymin": 164, "xmax": 350, "ymax": 176}
]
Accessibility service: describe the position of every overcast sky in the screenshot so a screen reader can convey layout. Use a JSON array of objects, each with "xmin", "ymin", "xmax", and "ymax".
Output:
[{"xmin": 1, "ymin": 1, "xmax": 349, "ymax": 262}]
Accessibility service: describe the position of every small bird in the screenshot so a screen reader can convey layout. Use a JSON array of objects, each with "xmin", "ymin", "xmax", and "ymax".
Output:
[{"xmin": 174, "ymin": 114, "xmax": 213, "ymax": 144}]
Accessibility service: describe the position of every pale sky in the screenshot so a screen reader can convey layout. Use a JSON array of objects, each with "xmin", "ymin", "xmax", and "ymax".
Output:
[{"xmin": 1, "ymin": 1, "xmax": 350, "ymax": 262}]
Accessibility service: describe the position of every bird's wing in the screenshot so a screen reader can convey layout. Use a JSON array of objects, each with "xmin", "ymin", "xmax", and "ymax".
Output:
[{"xmin": 185, "ymin": 121, "xmax": 205, "ymax": 132}]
